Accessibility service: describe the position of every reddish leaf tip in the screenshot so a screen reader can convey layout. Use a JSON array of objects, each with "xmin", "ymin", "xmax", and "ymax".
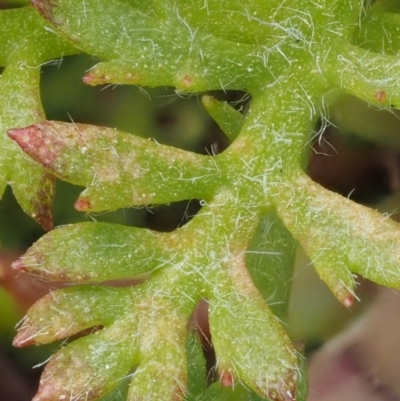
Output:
[
  {"xmin": 82, "ymin": 72, "xmax": 112, "ymax": 86},
  {"xmin": 11, "ymin": 258, "xmax": 25, "ymax": 271},
  {"xmin": 8, "ymin": 122, "xmax": 65, "ymax": 170},
  {"xmin": 32, "ymin": 381, "xmax": 55, "ymax": 401},
  {"xmin": 82, "ymin": 74, "xmax": 94, "ymax": 85},
  {"xmin": 75, "ymin": 197, "xmax": 92, "ymax": 211},
  {"xmin": 343, "ymin": 294, "xmax": 354, "ymax": 308},
  {"xmin": 36, "ymin": 212, "xmax": 54, "ymax": 232},
  {"xmin": 8, "ymin": 125, "xmax": 40, "ymax": 152},
  {"xmin": 9, "ymin": 128, "xmax": 55, "ymax": 229},
  {"xmin": 13, "ymin": 330, "xmax": 34, "ymax": 347},
  {"xmin": 7, "ymin": 128, "xmax": 23, "ymax": 141},
  {"xmin": 220, "ymin": 371, "xmax": 234, "ymax": 387}
]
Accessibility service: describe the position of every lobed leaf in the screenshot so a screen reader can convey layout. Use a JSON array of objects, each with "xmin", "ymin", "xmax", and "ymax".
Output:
[
  {"xmin": 207, "ymin": 255, "xmax": 298, "ymax": 401},
  {"xmin": 202, "ymin": 95, "xmax": 245, "ymax": 142},
  {"xmin": 0, "ymin": 6, "xmax": 76, "ymax": 229},
  {"xmin": 16, "ymin": 269, "xmax": 200, "ymax": 401},
  {"xmin": 0, "ymin": 55, "xmax": 54, "ymax": 229},
  {"xmin": 9, "ymin": 121, "xmax": 217, "ymax": 211},
  {"xmin": 9, "ymin": 1, "xmax": 400, "ymax": 401},
  {"xmin": 277, "ymin": 175, "xmax": 400, "ymax": 305},
  {"xmin": 11, "ymin": 222, "xmax": 179, "ymax": 282},
  {"xmin": 33, "ymin": 323, "xmax": 140, "ymax": 401},
  {"xmin": 325, "ymin": 42, "xmax": 400, "ymax": 107},
  {"xmin": 32, "ymin": 0, "xmax": 277, "ymax": 92},
  {"xmin": 13, "ymin": 286, "xmax": 131, "ymax": 346}
]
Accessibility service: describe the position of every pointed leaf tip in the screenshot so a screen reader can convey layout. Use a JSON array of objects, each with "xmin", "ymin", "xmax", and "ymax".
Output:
[
  {"xmin": 82, "ymin": 72, "xmax": 113, "ymax": 86},
  {"xmin": 343, "ymin": 294, "xmax": 354, "ymax": 308},
  {"xmin": 13, "ymin": 327, "xmax": 35, "ymax": 348},
  {"xmin": 220, "ymin": 371, "xmax": 234, "ymax": 387},
  {"xmin": 11, "ymin": 258, "xmax": 24, "ymax": 271},
  {"xmin": 8, "ymin": 122, "xmax": 66, "ymax": 170},
  {"xmin": 82, "ymin": 74, "xmax": 94, "ymax": 85},
  {"xmin": 74, "ymin": 197, "xmax": 92, "ymax": 211}
]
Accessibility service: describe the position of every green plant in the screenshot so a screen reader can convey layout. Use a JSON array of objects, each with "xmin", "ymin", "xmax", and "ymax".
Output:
[{"xmin": 1, "ymin": 0, "xmax": 400, "ymax": 400}]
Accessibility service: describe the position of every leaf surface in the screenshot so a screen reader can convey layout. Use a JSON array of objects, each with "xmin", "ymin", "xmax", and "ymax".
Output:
[
  {"xmin": 0, "ymin": 7, "xmax": 76, "ymax": 228},
  {"xmin": 9, "ymin": 121, "xmax": 217, "ymax": 211}
]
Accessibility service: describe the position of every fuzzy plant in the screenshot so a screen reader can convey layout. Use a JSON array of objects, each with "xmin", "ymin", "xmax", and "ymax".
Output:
[{"xmin": 1, "ymin": 0, "xmax": 400, "ymax": 400}]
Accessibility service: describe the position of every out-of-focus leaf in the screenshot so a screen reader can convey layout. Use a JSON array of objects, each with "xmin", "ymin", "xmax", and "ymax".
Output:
[
  {"xmin": 97, "ymin": 379, "xmax": 129, "ymax": 401},
  {"xmin": 246, "ymin": 211, "xmax": 297, "ymax": 318},
  {"xmin": 186, "ymin": 329, "xmax": 207, "ymax": 400},
  {"xmin": 197, "ymin": 381, "xmax": 267, "ymax": 401}
]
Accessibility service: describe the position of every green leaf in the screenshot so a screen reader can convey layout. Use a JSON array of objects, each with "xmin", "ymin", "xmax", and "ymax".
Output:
[
  {"xmin": 354, "ymin": 10, "xmax": 400, "ymax": 54},
  {"xmin": 207, "ymin": 255, "xmax": 298, "ymax": 401},
  {"xmin": 9, "ymin": 121, "xmax": 218, "ymax": 211},
  {"xmin": 32, "ymin": 0, "xmax": 276, "ymax": 92},
  {"xmin": 186, "ymin": 329, "xmax": 207, "ymax": 400},
  {"xmin": 202, "ymin": 96, "xmax": 244, "ymax": 142},
  {"xmin": 9, "ymin": 1, "xmax": 400, "ymax": 401},
  {"xmin": 33, "ymin": 323, "xmax": 140, "ymax": 401},
  {"xmin": 246, "ymin": 211, "xmax": 297, "ymax": 318},
  {"xmin": 12, "ymin": 222, "xmax": 178, "ymax": 282},
  {"xmin": 170, "ymin": 0, "xmax": 282, "ymax": 44},
  {"xmin": 15, "ymin": 270, "xmax": 197, "ymax": 401},
  {"xmin": 277, "ymin": 174, "xmax": 400, "ymax": 305},
  {"xmin": 13, "ymin": 286, "xmax": 130, "ymax": 346},
  {"xmin": 197, "ymin": 381, "xmax": 267, "ymax": 401},
  {"xmin": 0, "ymin": 6, "xmax": 76, "ymax": 229},
  {"xmin": 97, "ymin": 380, "xmax": 129, "ymax": 401},
  {"xmin": 0, "ymin": 52, "xmax": 54, "ymax": 229},
  {"xmin": 325, "ymin": 42, "xmax": 400, "ymax": 107}
]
